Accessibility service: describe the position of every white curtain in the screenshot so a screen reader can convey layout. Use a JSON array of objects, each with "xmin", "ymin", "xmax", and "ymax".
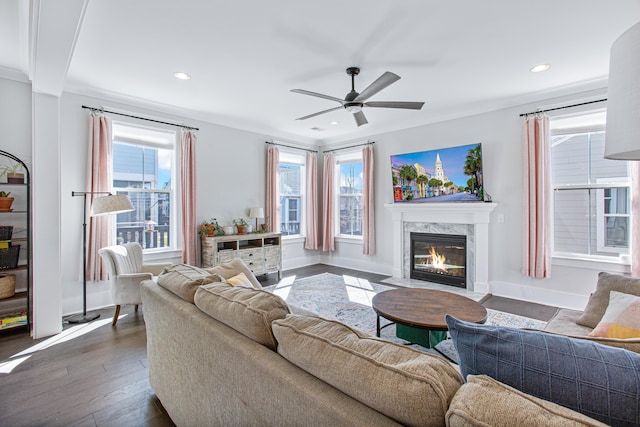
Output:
[
  {"xmin": 362, "ymin": 145, "xmax": 375, "ymax": 255},
  {"xmin": 304, "ymin": 152, "xmax": 319, "ymax": 250},
  {"xmin": 522, "ymin": 114, "xmax": 551, "ymax": 278},
  {"xmin": 180, "ymin": 130, "xmax": 198, "ymax": 265}
]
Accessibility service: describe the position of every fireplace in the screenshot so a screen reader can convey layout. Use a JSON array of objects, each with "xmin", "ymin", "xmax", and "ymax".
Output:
[{"xmin": 410, "ymin": 232, "xmax": 467, "ymax": 288}]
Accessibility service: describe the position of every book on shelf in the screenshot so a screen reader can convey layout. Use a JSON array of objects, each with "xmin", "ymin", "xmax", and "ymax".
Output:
[{"xmin": 0, "ymin": 311, "xmax": 27, "ymax": 329}]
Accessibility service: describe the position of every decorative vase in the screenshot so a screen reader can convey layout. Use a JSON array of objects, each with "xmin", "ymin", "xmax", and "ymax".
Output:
[{"xmin": 223, "ymin": 226, "xmax": 234, "ymax": 235}]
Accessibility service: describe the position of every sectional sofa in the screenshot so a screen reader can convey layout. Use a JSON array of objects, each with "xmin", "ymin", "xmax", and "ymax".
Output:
[{"xmin": 139, "ymin": 260, "xmax": 635, "ymax": 426}]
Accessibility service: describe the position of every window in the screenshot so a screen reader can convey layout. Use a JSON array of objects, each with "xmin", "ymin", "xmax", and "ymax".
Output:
[
  {"xmin": 550, "ymin": 111, "xmax": 630, "ymax": 260},
  {"xmin": 279, "ymin": 151, "xmax": 305, "ymax": 237},
  {"xmin": 336, "ymin": 151, "xmax": 363, "ymax": 237},
  {"xmin": 112, "ymin": 122, "xmax": 176, "ymax": 251}
]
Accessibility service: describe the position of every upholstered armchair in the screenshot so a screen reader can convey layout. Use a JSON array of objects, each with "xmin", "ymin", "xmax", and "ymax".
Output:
[{"xmin": 99, "ymin": 242, "xmax": 171, "ymax": 325}]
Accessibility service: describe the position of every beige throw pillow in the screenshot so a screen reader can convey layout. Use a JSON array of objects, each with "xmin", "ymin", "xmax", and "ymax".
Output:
[
  {"xmin": 194, "ymin": 282, "xmax": 290, "ymax": 351},
  {"xmin": 156, "ymin": 263, "xmax": 223, "ymax": 303},
  {"xmin": 577, "ymin": 272, "xmax": 640, "ymax": 328},
  {"xmin": 272, "ymin": 314, "xmax": 463, "ymax": 427},
  {"xmin": 589, "ymin": 291, "xmax": 640, "ymax": 339},
  {"xmin": 446, "ymin": 375, "xmax": 608, "ymax": 427},
  {"xmin": 204, "ymin": 258, "xmax": 262, "ymax": 290}
]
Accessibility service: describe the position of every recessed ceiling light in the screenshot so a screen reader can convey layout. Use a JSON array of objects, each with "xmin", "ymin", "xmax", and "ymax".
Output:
[
  {"xmin": 174, "ymin": 72, "xmax": 191, "ymax": 80},
  {"xmin": 331, "ymin": 121, "xmax": 338, "ymax": 125},
  {"xmin": 530, "ymin": 64, "xmax": 550, "ymax": 73}
]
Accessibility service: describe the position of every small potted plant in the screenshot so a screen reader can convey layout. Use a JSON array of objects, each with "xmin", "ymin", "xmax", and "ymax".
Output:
[
  {"xmin": 0, "ymin": 161, "xmax": 25, "ymax": 184},
  {"xmin": 233, "ymin": 218, "xmax": 249, "ymax": 235},
  {"xmin": 0, "ymin": 191, "xmax": 13, "ymax": 212},
  {"xmin": 200, "ymin": 218, "xmax": 224, "ymax": 237}
]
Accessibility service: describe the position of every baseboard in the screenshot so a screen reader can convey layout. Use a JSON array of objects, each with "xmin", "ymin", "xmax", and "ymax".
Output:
[
  {"xmin": 282, "ymin": 254, "xmax": 322, "ymax": 271},
  {"xmin": 318, "ymin": 256, "xmax": 393, "ymax": 277},
  {"xmin": 489, "ymin": 280, "xmax": 589, "ymax": 310}
]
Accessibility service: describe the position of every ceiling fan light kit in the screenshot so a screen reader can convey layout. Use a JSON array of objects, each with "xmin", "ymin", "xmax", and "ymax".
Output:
[{"xmin": 292, "ymin": 67, "xmax": 425, "ymax": 127}]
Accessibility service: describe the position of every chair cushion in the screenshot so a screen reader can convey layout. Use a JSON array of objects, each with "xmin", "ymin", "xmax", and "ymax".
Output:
[
  {"xmin": 447, "ymin": 315, "xmax": 640, "ymax": 426},
  {"xmin": 446, "ymin": 375, "xmax": 608, "ymax": 427},
  {"xmin": 156, "ymin": 263, "xmax": 222, "ymax": 303},
  {"xmin": 272, "ymin": 314, "xmax": 463, "ymax": 427},
  {"xmin": 577, "ymin": 272, "xmax": 640, "ymax": 328},
  {"xmin": 194, "ymin": 282, "xmax": 289, "ymax": 351},
  {"xmin": 589, "ymin": 291, "xmax": 640, "ymax": 339}
]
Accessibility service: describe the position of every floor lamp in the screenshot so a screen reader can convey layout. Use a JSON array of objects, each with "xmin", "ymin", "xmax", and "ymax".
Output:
[{"xmin": 68, "ymin": 191, "xmax": 134, "ymax": 324}]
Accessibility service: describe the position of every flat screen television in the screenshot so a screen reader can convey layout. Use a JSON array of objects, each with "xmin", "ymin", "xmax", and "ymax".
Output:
[{"xmin": 390, "ymin": 143, "xmax": 484, "ymax": 203}]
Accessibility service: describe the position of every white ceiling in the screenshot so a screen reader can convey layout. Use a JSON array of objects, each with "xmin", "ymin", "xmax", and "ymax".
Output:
[{"xmin": 2, "ymin": 0, "xmax": 639, "ymax": 144}]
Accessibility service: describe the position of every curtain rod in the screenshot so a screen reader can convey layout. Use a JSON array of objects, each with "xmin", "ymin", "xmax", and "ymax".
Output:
[
  {"xmin": 265, "ymin": 141, "xmax": 317, "ymax": 153},
  {"xmin": 82, "ymin": 105, "xmax": 199, "ymax": 131},
  {"xmin": 323, "ymin": 141, "xmax": 375, "ymax": 153},
  {"xmin": 519, "ymin": 98, "xmax": 607, "ymax": 117}
]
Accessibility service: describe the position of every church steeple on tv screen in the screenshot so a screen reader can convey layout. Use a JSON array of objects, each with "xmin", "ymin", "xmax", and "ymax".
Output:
[{"xmin": 390, "ymin": 143, "xmax": 484, "ymax": 203}]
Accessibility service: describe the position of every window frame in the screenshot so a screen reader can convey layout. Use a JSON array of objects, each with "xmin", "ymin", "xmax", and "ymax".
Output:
[
  {"xmin": 334, "ymin": 150, "xmax": 364, "ymax": 239},
  {"xmin": 550, "ymin": 110, "xmax": 631, "ymax": 263},
  {"xmin": 278, "ymin": 150, "xmax": 306, "ymax": 238},
  {"xmin": 111, "ymin": 121, "xmax": 178, "ymax": 253}
]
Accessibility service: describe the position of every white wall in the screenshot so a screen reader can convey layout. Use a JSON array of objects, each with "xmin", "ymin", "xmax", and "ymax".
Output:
[{"xmin": 321, "ymin": 88, "xmax": 626, "ymax": 310}]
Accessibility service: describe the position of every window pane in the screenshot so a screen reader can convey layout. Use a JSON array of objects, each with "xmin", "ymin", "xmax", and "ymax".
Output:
[
  {"xmin": 279, "ymin": 163, "xmax": 302, "ymax": 236},
  {"xmin": 551, "ymin": 127, "xmax": 630, "ymax": 257},
  {"xmin": 114, "ymin": 190, "xmax": 171, "ymax": 249},
  {"xmin": 113, "ymin": 142, "xmax": 172, "ymax": 191},
  {"xmin": 339, "ymin": 162, "xmax": 363, "ymax": 236}
]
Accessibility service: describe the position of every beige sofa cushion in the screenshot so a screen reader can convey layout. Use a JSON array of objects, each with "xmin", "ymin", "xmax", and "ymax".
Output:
[
  {"xmin": 272, "ymin": 314, "xmax": 463, "ymax": 427},
  {"xmin": 446, "ymin": 375, "xmax": 608, "ymax": 427},
  {"xmin": 204, "ymin": 258, "xmax": 262, "ymax": 290},
  {"xmin": 577, "ymin": 272, "xmax": 640, "ymax": 328},
  {"xmin": 156, "ymin": 263, "xmax": 223, "ymax": 303},
  {"xmin": 194, "ymin": 282, "xmax": 289, "ymax": 350}
]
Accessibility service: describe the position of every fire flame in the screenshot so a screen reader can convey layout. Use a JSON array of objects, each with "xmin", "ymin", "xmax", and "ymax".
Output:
[{"xmin": 429, "ymin": 247, "xmax": 447, "ymax": 271}]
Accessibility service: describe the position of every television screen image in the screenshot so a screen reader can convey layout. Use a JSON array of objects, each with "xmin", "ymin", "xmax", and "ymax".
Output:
[{"xmin": 390, "ymin": 143, "xmax": 483, "ymax": 203}]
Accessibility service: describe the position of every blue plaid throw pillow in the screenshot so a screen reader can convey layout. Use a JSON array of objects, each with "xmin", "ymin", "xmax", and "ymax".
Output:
[{"xmin": 446, "ymin": 315, "xmax": 640, "ymax": 426}]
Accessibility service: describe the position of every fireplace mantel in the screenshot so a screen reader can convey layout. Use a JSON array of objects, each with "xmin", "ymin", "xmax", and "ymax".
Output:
[{"xmin": 384, "ymin": 202, "xmax": 497, "ymax": 293}]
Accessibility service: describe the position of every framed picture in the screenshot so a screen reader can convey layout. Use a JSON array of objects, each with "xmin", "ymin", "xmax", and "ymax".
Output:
[{"xmin": 390, "ymin": 143, "xmax": 484, "ymax": 203}]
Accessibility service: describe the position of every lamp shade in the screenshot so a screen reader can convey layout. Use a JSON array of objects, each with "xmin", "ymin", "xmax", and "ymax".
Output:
[
  {"xmin": 249, "ymin": 207, "xmax": 265, "ymax": 219},
  {"xmin": 91, "ymin": 194, "xmax": 134, "ymax": 216},
  {"xmin": 605, "ymin": 21, "xmax": 640, "ymax": 160}
]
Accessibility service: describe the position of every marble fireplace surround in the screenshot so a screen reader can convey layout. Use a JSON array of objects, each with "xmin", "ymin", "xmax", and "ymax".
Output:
[{"xmin": 384, "ymin": 202, "xmax": 497, "ymax": 293}]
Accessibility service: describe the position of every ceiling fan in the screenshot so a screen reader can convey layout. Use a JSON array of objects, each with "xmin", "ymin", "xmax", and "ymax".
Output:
[{"xmin": 291, "ymin": 67, "xmax": 425, "ymax": 127}]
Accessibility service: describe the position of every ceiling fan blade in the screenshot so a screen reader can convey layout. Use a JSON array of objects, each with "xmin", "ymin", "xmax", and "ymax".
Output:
[
  {"xmin": 353, "ymin": 110, "xmax": 368, "ymax": 127},
  {"xmin": 296, "ymin": 106, "xmax": 343, "ymax": 121},
  {"xmin": 291, "ymin": 89, "xmax": 344, "ymax": 104},
  {"xmin": 354, "ymin": 71, "xmax": 400, "ymax": 102},
  {"xmin": 364, "ymin": 101, "xmax": 425, "ymax": 110}
]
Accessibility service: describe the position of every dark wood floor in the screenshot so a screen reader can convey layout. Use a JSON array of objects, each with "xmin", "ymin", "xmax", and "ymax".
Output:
[{"xmin": 0, "ymin": 264, "xmax": 558, "ymax": 426}]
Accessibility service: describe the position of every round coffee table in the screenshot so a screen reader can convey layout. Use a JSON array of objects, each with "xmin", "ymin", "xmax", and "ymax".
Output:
[{"xmin": 372, "ymin": 288, "xmax": 487, "ymax": 348}]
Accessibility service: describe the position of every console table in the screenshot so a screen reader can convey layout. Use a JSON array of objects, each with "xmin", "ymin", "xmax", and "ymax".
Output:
[{"xmin": 201, "ymin": 232, "xmax": 282, "ymax": 279}]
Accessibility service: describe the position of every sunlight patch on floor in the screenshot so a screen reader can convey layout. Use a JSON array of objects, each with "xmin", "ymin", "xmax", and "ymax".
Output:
[
  {"xmin": 0, "ymin": 314, "xmax": 127, "ymax": 374},
  {"xmin": 343, "ymin": 275, "xmax": 376, "ymax": 306},
  {"xmin": 272, "ymin": 275, "xmax": 296, "ymax": 300},
  {"xmin": 343, "ymin": 275, "xmax": 374, "ymax": 290}
]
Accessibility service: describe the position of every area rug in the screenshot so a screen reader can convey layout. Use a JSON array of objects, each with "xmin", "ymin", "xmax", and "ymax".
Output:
[{"xmin": 264, "ymin": 272, "xmax": 547, "ymax": 361}]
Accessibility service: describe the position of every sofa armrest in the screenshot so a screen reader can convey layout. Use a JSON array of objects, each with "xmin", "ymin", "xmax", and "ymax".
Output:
[{"xmin": 141, "ymin": 263, "xmax": 172, "ymax": 276}]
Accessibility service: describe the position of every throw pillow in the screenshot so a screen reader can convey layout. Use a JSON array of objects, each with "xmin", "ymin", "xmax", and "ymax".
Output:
[
  {"xmin": 446, "ymin": 315, "xmax": 640, "ymax": 426},
  {"xmin": 577, "ymin": 272, "xmax": 640, "ymax": 328},
  {"xmin": 156, "ymin": 263, "xmax": 222, "ymax": 303},
  {"xmin": 204, "ymin": 258, "xmax": 262, "ymax": 290},
  {"xmin": 272, "ymin": 314, "xmax": 463, "ymax": 427},
  {"xmin": 446, "ymin": 375, "xmax": 608, "ymax": 427},
  {"xmin": 225, "ymin": 272, "xmax": 253, "ymax": 288},
  {"xmin": 194, "ymin": 282, "xmax": 290, "ymax": 351},
  {"xmin": 589, "ymin": 291, "xmax": 640, "ymax": 339}
]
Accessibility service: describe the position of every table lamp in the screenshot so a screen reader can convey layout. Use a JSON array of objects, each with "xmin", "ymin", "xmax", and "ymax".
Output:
[{"xmin": 249, "ymin": 207, "xmax": 265, "ymax": 232}]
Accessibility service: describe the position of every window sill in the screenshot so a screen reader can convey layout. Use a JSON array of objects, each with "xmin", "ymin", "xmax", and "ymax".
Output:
[
  {"xmin": 282, "ymin": 235, "xmax": 304, "ymax": 244},
  {"xmin": 335, "ymin": 236, "xmax": 363, "ymax": 244},
  {"xmin": 552, "ymin": 254, "xmax": 630, "ymax": 273},
  {"xmin": 143, "ymin": 248, "xmax": 182, "ymax": 262}
]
